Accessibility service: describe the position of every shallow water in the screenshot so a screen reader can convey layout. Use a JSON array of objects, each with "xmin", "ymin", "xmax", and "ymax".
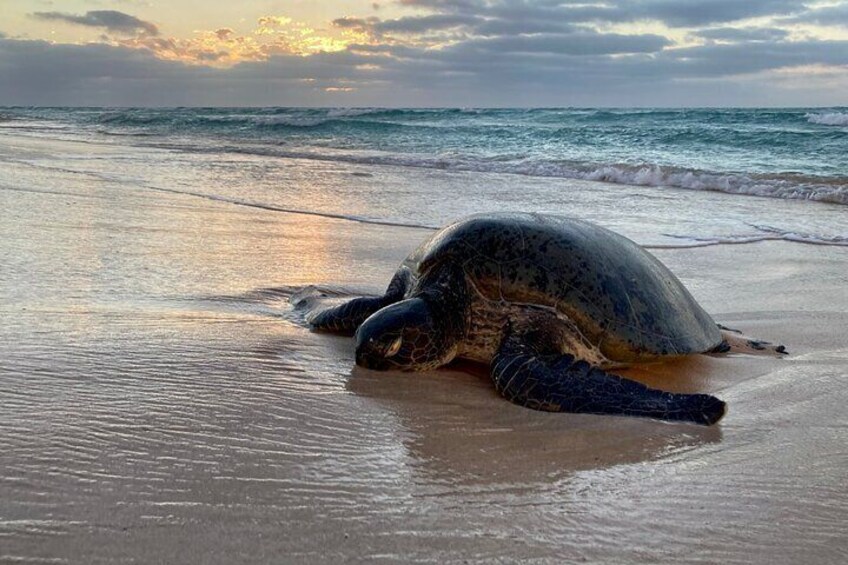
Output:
[
  {"xmin": 2, "ymin": 131, "xmax": 847, "ymax": 248},
  {"xmin": 1, "ymin": 131, "xmax": 847, "ymax": 563}
]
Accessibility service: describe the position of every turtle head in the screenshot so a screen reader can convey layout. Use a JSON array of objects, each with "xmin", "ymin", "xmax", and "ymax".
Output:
[{"xmin": 354, "ymin": 298, "xmax": 452, "ymax": 371}]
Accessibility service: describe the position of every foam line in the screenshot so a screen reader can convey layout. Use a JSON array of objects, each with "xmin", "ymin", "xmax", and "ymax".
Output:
[
  {"xmin": 6, "ymin": 158, "xmax": 438, "ymax": 231},
  {"xmin": 648, "ymin": 227, "xmax": 848, "ymax": 249},
  {"xmin": 143, "ymin": 183, "xmax": 439, "ymax": 230}
]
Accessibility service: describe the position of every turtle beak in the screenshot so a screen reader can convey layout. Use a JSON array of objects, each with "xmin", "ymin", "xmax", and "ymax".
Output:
[
  {"xmin": 355, "ymin": 347, "xmax": 370, "ymax": 368},
  {"xmin": 355, "ymin": 347, "xmax": 393, "ymax": 371},
  {"xmin": 355, "ymin": 336, "xmax": 403, "ymax": 370}
]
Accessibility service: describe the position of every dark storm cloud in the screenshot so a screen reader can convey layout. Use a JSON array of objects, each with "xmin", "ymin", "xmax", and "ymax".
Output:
[{"xmin": 30, "ymin": 10, "xmax": 159, "ymax": 36}]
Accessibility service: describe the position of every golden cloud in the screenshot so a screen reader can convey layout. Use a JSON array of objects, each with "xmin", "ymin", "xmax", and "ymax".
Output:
[
  {"xmin": 117, "ymin": 14, "xmax": 371, "ymax": 66},
  {"xmin": 256, "ymin": 16, "xmax": 294, "ymax": 35}
]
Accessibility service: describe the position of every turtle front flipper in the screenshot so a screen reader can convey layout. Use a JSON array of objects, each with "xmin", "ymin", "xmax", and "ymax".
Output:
[
  {"xmin": 491, "ymin": 329, "xmax": 726, "ymax": 426},
  {"xmin": 308, "ymin": 268, "xmax": 412, "ymax": 335}
]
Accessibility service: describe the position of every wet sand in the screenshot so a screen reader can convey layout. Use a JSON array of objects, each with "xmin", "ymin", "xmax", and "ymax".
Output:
[{"xmin": 1, "ymin": 136, "xmax": 847, "ymax": 564}]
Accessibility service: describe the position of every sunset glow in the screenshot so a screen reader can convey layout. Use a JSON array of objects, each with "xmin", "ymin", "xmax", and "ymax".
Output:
[
  {"xmin": 111, "ymin": 16, "xmax": 372, "ymax": 66},
  {"xmin": 1, "ymin": 1, "xmax": 847, "ymax": 106}
]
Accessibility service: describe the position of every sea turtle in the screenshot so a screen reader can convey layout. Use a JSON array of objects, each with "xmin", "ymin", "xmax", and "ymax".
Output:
[{"xmin": 309, "ymin": 213, "xmax": 785, "ymax": 425}]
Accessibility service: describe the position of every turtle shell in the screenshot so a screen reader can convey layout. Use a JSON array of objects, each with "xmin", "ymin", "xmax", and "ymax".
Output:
[{"xmin": 403, "ymin": 213, "xmax": 721, "ymax": 362}]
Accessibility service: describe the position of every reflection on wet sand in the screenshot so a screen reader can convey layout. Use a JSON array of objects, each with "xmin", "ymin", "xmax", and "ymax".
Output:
[
  {"xmin": 292, "ymin": 284, "xmax": 724, "ymax": 485},
  {"xmin": 346, "ymin": 362, "xmax": 723, "ymax": 486}
]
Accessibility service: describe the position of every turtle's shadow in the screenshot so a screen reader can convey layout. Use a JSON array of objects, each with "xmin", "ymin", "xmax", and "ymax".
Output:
[{"xmin": 346, "ymin": 359, "xmax": 723, "ymax": 486}]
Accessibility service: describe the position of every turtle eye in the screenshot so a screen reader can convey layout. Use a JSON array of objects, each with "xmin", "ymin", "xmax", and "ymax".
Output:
[{"xmin": 385, "ymin": 336, "xmax": 403, "ymax": 358}]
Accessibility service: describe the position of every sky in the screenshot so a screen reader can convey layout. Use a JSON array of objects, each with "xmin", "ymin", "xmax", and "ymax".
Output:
[{"xmin": 1, "ymin": 0, "xmax": 847, "ymax": 107}]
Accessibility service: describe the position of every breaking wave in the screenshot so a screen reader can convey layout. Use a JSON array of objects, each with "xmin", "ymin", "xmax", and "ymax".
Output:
[
  {"xmin": 89, "ymin": 109, "xmax": 428, "ymax": 131},
  {"xmin": 169, "ymin": 142, "xmax": 848, "ymax": 206},
  {"xmin": 563, "ymin": 164, "xmax": 848, "ymax": 205},
  {"xmin": 806, "ymin": 112, "xmax": 848, "ymax": 126}
]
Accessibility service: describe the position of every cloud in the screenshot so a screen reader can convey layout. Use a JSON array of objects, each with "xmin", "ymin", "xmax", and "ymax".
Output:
[
  {"xmin": 656, "ymin": 40, "xmax": 848, "ymax": 78},
  {"xmin": 782, "ymin": 3, "xmax": 848, "ymax": 26},
  {"xmin": 473, "ymin": 18, "xmax": 574, "ymax": 37},
  {"xmin": 695, "ymin": 27, "xmax": 790, "ymax": 42},
  {"xmin": 256, "ymin": 16, "xmax": 294, "ymax": 34},
  {"xmin": 115, "ymin": 33, "xmax": 264, "ymax": 66},
  {"xmin": 106, "ymin": 15, "xmax": 368, "ymax": 66},
  {"xmin": 4, "ymin": 1, "xmax": 848, "ymax": 107},
  {"xmin": 625, "ymin": 0, "xmax": 804, "ymax": 27},
  {"xmin": 333, "ymin": 13, "xmax": 482, "ymax": 39},
  {"xmin": 333, "ymin": 0, "xmax": 813, "ymax": 49},
  {"xmin": 332, "ymin": 17, "xmax": 379, "ymax": 31},
  {"xmin": 2, "ymin": 34, "xmax": 846, "ymax": 107},
  {"xmin": 375, "ymin": 14, "xmax": 482, "ymax": 33},
  {"xmin": 450, "ymin": 32, "xmax": 672, "ymax": 56},
  {"xmin": 397, "ymin": 0, "xmax": 807, "ymax": 28},
  {"xmin": 30, "ymin": 10, "xmax": 159, "ymax": 36}
]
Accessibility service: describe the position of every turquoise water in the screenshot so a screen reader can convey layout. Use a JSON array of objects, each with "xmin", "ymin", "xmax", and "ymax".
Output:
[{"xmin": 2, "ymin": 107, "xmax": 847, "ymax": 205}]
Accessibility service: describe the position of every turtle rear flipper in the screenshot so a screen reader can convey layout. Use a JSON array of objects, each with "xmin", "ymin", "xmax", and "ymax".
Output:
[
  {"xmin": 491, "ymin": 329, "xmax": 726, "ymax": 426},
  {"xmin": 309, "ymin": 268, "xmax": 412, "ymax": 334},
  {"xmin": 712, "ymin": 325, "xmax": 788, "ymax": 356}
]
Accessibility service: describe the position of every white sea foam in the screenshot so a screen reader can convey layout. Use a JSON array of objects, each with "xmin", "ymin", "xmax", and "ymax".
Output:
[
  {"xmin": 188, "ymin": 143, "xmax": 848, "ymax": 206},
  {"xmin": 565, "ymin": 164, "xmax": 848, "ymax": 205},
  {"xmin": 649, "ymin": 224, "xmax": 848, "ymax": 249},
  {"xmin": 806, "ymin": 112, "xmax": 848, "ymax": 126}
]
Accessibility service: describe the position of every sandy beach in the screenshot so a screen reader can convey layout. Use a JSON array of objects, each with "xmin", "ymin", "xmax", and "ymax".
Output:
[{"xmin": 1, "ymin": 132, "xmax": 847, "ymax": 564}]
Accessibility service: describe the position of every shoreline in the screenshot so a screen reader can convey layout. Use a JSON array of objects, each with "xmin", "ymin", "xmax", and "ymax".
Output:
[
  {"xmin": 3, "ymin": 112, "xmax": 848, "ymax": 209},
  {"xmin": 2, "ymin": 130, "xmax": 847, "ymax": 250}
]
